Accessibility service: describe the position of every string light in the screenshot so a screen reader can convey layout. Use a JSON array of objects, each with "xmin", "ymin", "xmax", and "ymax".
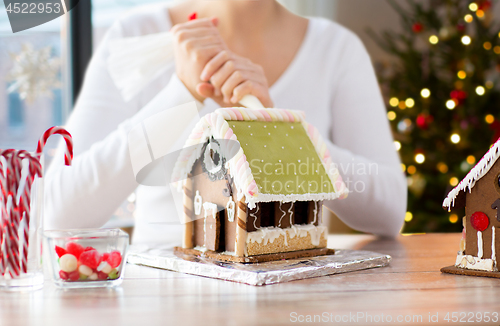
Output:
[
  {"xmin": 387, "ymin": 111, "xmax": 396, "ymax": 121},
  {"xmin": 485, "ymin": 114, "xmax": 495, "ymax": 124},
  {"xmin": 486, "ymin": 81, "xmax": 494, "ymax": 89},
  {"xmin": 394, "ymin": 141, "xmax": 401, "ymax": 151},
  {"xmin": 389, "ymin": 97, "xmax": 399, "ymax": 107},
  {"xmin": 405, "ymin": 212, "xmax": 413, "ymax": 222},
  {"xmin": 476, "ymin": 9, "xmax": 484, "ymax": 18},
  {"xmin": 464, "ymin": 14, "xmax": 473, "ymax": 23},
  {"xmin": 399, "ymin": 101, "xmax": 406, "ymax": 109},
  {"xmin": 437, "ymin": 162, "xmax": 448, "ymax": 174},
  {"xmin": 429, "ymin": 35, "xmax": 439, "ymax": 44},
  {"xmin": 451, "ymin": 133, "xmax": 461, "ymax": 144},
  {"xmin": 484, "ymin": 42, "xmax": 492, "ymax": 50},
  {"xmin": 420, "ymin": 88, "xmax": 431, "ymax": 98},
  {"xmin": 450, "ymin": 177, "xmax": 459, "ymax": 186},
  {"xmin": 457, "ymin": 70, "xmax": 467, "ymax": 79},
  {"xmin": 494, "ymin": 46, "xmax": 500, "ymax": 54},
  {"xmin": 449, "ymin": 214, "xmax": 459, "ymax": 223},
  {"xmin": 405, "ymin": 98, "xmax": 415, "ymax": 108},
  {"xmin": 446, "ymin": 99, "xmax": 456, "ymax": 109},
  {"xmin": 407, "ymin": 165, "xmax": 417, "ymax": 174},
  {"xmin": 469, "ymin": 2, "xmax": 478, "ymax": 11},
  {"xmin": 476, "ymin": 86, "xmax": 485, "ymax": 95},
  {"xmin": 415, "ymin": 153, "xmax": 425, "ymax": 164},
  {"xmin": 401, "ymin": 164, "xmax": 406, "ymax": 172},
  {"xmin": 466, "ymin": 155, "xmax": 476, "ymax": 165}
]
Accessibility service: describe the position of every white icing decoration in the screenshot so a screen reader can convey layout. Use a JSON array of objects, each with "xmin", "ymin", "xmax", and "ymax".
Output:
[
  {"xmin": 443, "ymin": 138, "xmax": 500, "ymax": 209},
  {"xmin": 312, "ymin": 201, "xmax": 318, "ymax": 225},
  {"xmin": 203, "ymin": 202, "xmax": 218, "ymax": 219},
  {"xmin": 247, "ymin": 192, "xmax": 340, "ymax": 210},
  {"xmin": 250, "ymin": 203, "xmax": 259, "ymax": 230},
  {"xmin": 246, "ymin": 226, "xmax": 287, "ymax": 246},
  {"xmin": 203, "ymin": 202, "xmax": 218, "ymax": 247},
  {"xmin": 492, "ymin": 226, "xmax": 496, "ymax": 263},
  {"xmin": 288, "ymin": 202, "xmax": 294, "ymax": 226},
  {"xmin": 278, "ymin": 203, "xmax": 286, "ymax": 227},
  {"xmin": 226, "ymin": 197, "xmax": 235, "ymax": 223},
  {"xmin": 203, "ymin": 142, "xmax": 223, "ymax": 174},
  {"xmin": 194, "ymin": 191, "xmax": 202, "ymax": 215},
  {"xmin": 246, "ymin": 225, "xmax": 327, "ymax": 247},
  {"xmin": 478, "ymin": 230, "xmax": 483, "ymax": 259},
  {"xmin": 455, "ymin": 253, "xmax": 496, "ymax": 271}
]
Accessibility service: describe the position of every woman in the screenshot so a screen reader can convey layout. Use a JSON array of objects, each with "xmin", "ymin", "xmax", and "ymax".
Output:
[{"xmin": 45, "ymin": 0, "xmax": 406, "ymax": 243}]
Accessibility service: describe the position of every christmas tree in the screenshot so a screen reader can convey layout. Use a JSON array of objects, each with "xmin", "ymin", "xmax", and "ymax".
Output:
[{"xmin": 369, "ymin": 0, "xmax": 500, "ymax": 232}]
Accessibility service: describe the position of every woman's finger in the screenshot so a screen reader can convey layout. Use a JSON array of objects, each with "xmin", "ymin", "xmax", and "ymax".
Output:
[
  {"xmin": 200, "ymin": 50, "xmax": 231, "ymax": 82},
  {"xmin": 231, "ymin": 80, "xmax": 273, "ymax": 107},
  {"xmin": 221, "ymin": 70, "xmax": 265, "ymax": 103},
  {"xmin": 184, "ymin": 45, "xmax": 223, "ymax": 66},
  {"xmin": 220, "ymin": 70, "xmax": 246, "ymax": 103},
  {"xmin": 171, "ymin": 17, "xmax": 218, "ymax": 33},
  {"xmin": 183, "ymin": 35, "xmax": 224, "ymax": 53},
  {"xmin": 210, "ymin": 60, "xmax": 252, "ymax": 93},
  {"xmin": 173, "ymin": 26, "xmax": 221, "ymax": 43}
]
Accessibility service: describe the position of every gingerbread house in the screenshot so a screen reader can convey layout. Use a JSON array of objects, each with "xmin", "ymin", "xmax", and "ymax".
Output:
[
  {"xmin": 442, "ymin": 138, "xmax": 500, "ymax": 276},
  {"xmin": 172, "ymin": 107, "xmax": 348, "ymax": 263}
]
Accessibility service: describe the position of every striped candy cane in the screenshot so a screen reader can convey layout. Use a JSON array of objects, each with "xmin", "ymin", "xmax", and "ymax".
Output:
[
  {"xmin": 0, "ymin": 126, "xmax": 72, "ymax": 278},
  {"xmin": 0, "ymin": 150, "xmax": 17, "ymax": 276},
  {"xmin": 36, "ymin": 126, "xmax": 73, "ymax": 166},
  {"xmin": 16, "ymin": 151, "xmax": 42, "ymax": 274},
  {"xmin": 0, "ymin": 157, "xmax": 7, "ymax": 275},
  {"xmin": 4, "ymin": 152, "xmax": 22, "ymax": 277}
]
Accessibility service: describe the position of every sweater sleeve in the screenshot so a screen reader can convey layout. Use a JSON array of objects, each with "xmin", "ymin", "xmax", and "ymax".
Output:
[
  {"xmin": 44, "ymin": 20, "xmax": 201, "ymax": 230},
  {"xmin": 324, "ymin": 32, "xmax": 407, "ymax": 238}
]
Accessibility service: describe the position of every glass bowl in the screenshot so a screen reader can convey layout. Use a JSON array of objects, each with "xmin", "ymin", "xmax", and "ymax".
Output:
[{"xmin": 43, "ymin": 229, "xmax": 129, "ymax": 288}]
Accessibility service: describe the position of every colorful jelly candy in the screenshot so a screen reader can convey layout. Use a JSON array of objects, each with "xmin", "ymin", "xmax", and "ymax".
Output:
[
  {"xmin": 97, "ymin": 261, "xmax": 112, "ymax": 274},
  {"xmin": 55, "ymin": 244, "xmax": 123, "ymax": 282},
  {"xmin": 78, "ymin": 264, "xmax": 93, "ymax": 276},
  {"xmin": 66, "ymin": 242, "xmax": 85, "ymax": 259},
  {"xmin": 97, "ymin": 272, "xmax": 108, "ymax": 280},
  {"xmin": 108, "ymin": 269, "xmax": 119, "ymax": 280},
  {"xmin": 55, "ymin": 245, "xmax": 67, "ymax": 258},
  {"xmin": 107, "ymin": 251, "xmax": 122, "ymax": 268},
  {"xmin": 79, "ymin": 250, "xmax": 101, "ymax": 269},
  {"xmin": 59, "ymin": 270, "xmax": 69, "ymax": 280},
  {"xmin": 59, "ymin": 254, "xmax": 78, "ymax": 273},
  {"xmin": 68, "ymin": 271, "xmax": 80, "ymax": 281}
]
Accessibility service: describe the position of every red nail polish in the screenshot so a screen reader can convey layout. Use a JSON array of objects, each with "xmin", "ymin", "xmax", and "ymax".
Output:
[{"xmin": 189, "ymin": 12, "xmax": 197, "ymax": 21}]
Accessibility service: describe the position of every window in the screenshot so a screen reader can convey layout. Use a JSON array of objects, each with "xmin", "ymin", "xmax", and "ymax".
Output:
[
  {"xmin": 92, "ymin": 0, "xmax": 169, "ymax": 47},
  {"xmin": 0, "ymin": 2, "xmax": 70, "ymax": 152}
]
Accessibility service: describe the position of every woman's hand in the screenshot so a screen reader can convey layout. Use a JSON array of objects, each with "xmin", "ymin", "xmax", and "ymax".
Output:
[
  {"xmin": 198, "ymin": 50, "xmax": 274, "ymax": 108},
  {"xmin": 171, "ymin": 17, "xmax": 226, "ymax": 102}
]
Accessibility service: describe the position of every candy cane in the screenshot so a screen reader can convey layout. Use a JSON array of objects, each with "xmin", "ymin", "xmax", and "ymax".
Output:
[
  {"xmin": 0, "ymin": 149, "xmax": 17, "ymax": 276},
  {"xmin": 4, "ymin": 152, "xmax": 22, "ymax": 277},
  {"xmin": 16, "ymin": 151, "xmax": 41, "ymax": 274},
  {"xmin": 36, "ymin": 127, "xmax": 73, "ymax": 166},
  {"xmin": 0, "ymin": 126, "xmax": 72, "ymax": 278},
  {"xmin": 0, "ymin": 158, "xmax": 7, "ymax": 275}
]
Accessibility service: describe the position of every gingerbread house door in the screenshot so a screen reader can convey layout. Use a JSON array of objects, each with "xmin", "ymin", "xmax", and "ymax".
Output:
[{"xmin": 204, "ymin": 204, "xmax": 222, "ymax": 251}]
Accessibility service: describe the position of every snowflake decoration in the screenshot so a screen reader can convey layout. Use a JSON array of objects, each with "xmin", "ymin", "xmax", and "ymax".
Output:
[{"xmin": 7, "ymin": 43, "xmax": 61, "ymax": 103}]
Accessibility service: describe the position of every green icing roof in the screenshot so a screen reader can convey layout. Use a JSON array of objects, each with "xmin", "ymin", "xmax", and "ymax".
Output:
[{"xmin": 229, "ymin": 121, "xmax": 335, "ymax": 196}]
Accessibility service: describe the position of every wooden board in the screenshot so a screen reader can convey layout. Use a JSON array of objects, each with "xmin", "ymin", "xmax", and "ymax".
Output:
[{"xmin": 174, "ymin": 247, "xmax": 335, "ymax": 263}]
